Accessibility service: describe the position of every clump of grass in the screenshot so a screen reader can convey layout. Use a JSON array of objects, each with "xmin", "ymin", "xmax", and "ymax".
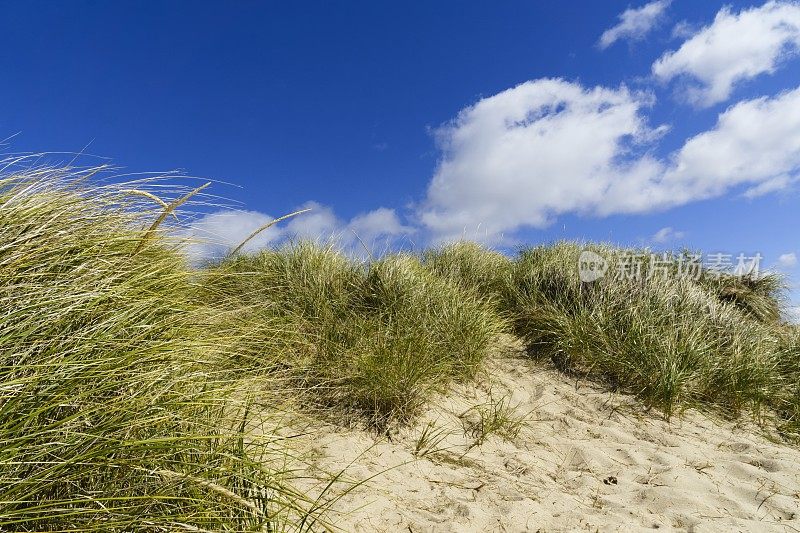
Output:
[
  {"xmin": 209, "ymin": 244, "xmax": 507, "ymax": 428},
  {"xmin": 506, "ymin": 241, "xmax": 785, "ymax": 420},
  {"xmin": 200, "ymin": 243, "xmax": 357, "ymax": 373},
  {"xmin": 459, "ymin": 394, "xmax": 528, "ymax": 445},
  {"xmin": 422, "ymin": 241, "xmax": 513, "ymax": 309},
  {"xmin": 700, "ymin": 271, "xmax": 785, "ymax": 324},
  {"xmin": 353, "ymin": 254, "xmax": 505, "ymax": 423},
  {"xmin": 413, "ymin": 421, "xmax": 451, "ymax": 457},
  {"xmin": 209, "ymin": 234, "xmax": 798, "ymax": 438},
  {"xmin": 0, "ymin": 166, "xmax": 316, "ymax": 530}
]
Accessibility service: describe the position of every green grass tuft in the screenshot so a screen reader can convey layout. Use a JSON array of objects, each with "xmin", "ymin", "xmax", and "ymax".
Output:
[
  {"xmin": 504, "ymin": 241, "xmax": 795, "ymax": 425},
  {"xmin": 208, "ymin": 243, "xmax": 507, "ymax": 428},
  {"xmin": 422, "ymin": 241, "xmax": 514, "ymax": 308}
]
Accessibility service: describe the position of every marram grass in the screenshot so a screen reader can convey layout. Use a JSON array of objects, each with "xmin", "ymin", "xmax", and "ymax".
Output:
[
  {"xmin": 209, "ymin": 237, "xmax": 799, "ymax": 439},
  {"xmin": 503, "ymin": 242, "xmax": 798, "ymax": 429},
  {"xmin": 3, "ymin": 163, "xmax": 799, "ymax": 530},
  {"xmin": 0, "ymin": 166, "xmax": 323, "ymax": 531},
  {"xmin": 207, "ymin": 244, "xmax": 508, "ymax": 429},
  {"xmin": 422, "ymin": 241, "xmax": 514, "ymax": 310}
]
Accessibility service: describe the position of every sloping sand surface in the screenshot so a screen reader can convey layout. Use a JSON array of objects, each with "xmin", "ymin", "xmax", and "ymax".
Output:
[{"xmin": 294, "ymin": 346, "xmax": 800, "ymax": 532}]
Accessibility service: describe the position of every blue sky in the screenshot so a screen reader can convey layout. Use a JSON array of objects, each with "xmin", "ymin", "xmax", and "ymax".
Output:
[{"xmin": 1, "ymin": 1, "xmax": 799, "ymax": 314}]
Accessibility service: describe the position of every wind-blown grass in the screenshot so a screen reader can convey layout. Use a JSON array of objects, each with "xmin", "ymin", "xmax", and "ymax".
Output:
[
  {"xmin": 775, "ymin": 326, "xmax": 800, "ymax": 439},
  {"xmin": 0, "ymin": 166, "xmax": 318, "ymax": 531}
]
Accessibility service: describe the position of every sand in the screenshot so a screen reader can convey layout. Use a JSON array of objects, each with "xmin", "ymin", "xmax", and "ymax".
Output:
[{"xmin": 291, "ymin": 344, "xmax": 800, "ymax": 532}]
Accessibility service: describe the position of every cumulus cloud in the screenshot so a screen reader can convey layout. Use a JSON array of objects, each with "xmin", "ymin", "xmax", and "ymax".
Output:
[
  {"xmin": 282, "ymin": 201, "xmax": 343, "ymax": 241},
  {"xmin": 779, "ymin": 252, "xmax": 798, "ymax": 268},
  {"xmin": 654, "ymin": 87, "xmax": 800, "ymax": 204},
  {"xmin": 785, "ymin": 306, "xmax": 800, "ymax": 323},
  {"xmin": 419, "ymin": 79, "xmax": 665, "ymax": 243},
  {"xmin": 184, "ymin": 202, "xmax": 412, "ymax": 262},
  {"xmin": 652, "ymin": 226, "xmax": 684, "ymax": 243},
  {"xmin": 348, "ymin": 207, "xmax": 415, "ymax": 245},
  {"xmin": 598, "ymin": 0, "xmax": 671, "ymax": 49},
  {"xmin": 418, "ymin": 79, "xmax": 800, "ymax": 244},
  {"xmin": 653, "ymin": 1, "xmax": 800, "ymax": 107}
]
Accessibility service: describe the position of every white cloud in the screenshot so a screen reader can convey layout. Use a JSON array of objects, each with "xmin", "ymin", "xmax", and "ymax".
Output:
[
  {"xmin": 599, "ymin": 0, "xmax": 671, "ymax": 49},
  {"xmin": 653, "ymin": 1, "xmax": 800, "ymax": 107},
  {"xmin": 419, "ymin": 79, "xmax": 664, "ymax": 243},
  {"xmin": 418, "ymin": 79, "xmax": 800, "ymax": 244},
  {"xmin": 654, "ymin": 87, "xmax": 800, "ymax": 205},
  {"xmin": 742, "ymin": 174, "xmax": 798, "ymax": 198},
  {"xmin": 785, "ymin": 305, "xmax": 800, "ymax": 323},
  {"xmin": 280, "ymin": 201, "xmax": 414, "ymax": 248},
  {"xmin": 671, "ymin": 20, "xmax": 697, "ymax": 39},
  {"xmin": 184, "ymin": 202, "xmax": 411, "ymax": 262},
  {"xmin": 348, "ymin": 207, "xmax": 415, "ymax": 244},
  {"xmin": 652, "ymin": 226, "xmax": 684, "ymax": 243},
  {"xmin": 779, "ymin": 252, "xmax": 798, "ymax": 267},
  {"xmin": 282, "ymin": 201, "xmax": 343, "ymax": 241}
]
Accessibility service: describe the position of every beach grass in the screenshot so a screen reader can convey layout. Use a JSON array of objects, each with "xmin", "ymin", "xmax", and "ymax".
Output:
[
  {"xmin": 501, "ymin": 242, "xmax": 797, "ymax": 427},
  {"xmin": 3, "ymin": 164, "xmax": 799, "ymax": 529},
  {"xmin": 207, "ymin": 243, "xmax": 507, "ymax": 428},
  {"xmin": 0, "ymin": 165, "xmax": 321, "ymax": 531}
]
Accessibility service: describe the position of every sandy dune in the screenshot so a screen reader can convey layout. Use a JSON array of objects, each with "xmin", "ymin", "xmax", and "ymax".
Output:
[{"xmin": 294, "ymin": 345, "xmax": 800, "ymax": 532}]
